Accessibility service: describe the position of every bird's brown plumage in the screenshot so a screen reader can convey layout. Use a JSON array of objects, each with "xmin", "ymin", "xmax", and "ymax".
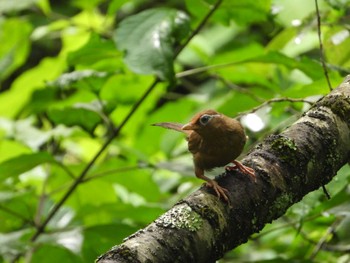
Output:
[{"xmin": 152, "ymin": 109, "xmax": 255, "ymax": 202}]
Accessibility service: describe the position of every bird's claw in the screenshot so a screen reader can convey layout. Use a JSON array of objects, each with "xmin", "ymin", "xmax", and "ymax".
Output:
[
  {"xmin": 225, "ymin": 160, "xmax": 257, "ymax": 182},
  {"xmin": 205, "ymin": 180, "xmax": 230, "ymax": 202}
]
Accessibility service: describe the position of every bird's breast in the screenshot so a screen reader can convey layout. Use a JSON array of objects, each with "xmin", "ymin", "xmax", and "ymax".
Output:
[{"xmin": 191, "ymin": 131, "xmax": 245, "ymax": 170}]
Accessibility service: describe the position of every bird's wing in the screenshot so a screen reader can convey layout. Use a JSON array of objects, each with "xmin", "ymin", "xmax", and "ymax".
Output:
[{"xmin": 152, "ymin": 122, "xmax": 189, "ymax": 134}]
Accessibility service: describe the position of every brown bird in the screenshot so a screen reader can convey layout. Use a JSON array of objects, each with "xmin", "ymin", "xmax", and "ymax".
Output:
[{"xmin": 152, "ymin": 109, "xmax": 255, "ymax": 202}]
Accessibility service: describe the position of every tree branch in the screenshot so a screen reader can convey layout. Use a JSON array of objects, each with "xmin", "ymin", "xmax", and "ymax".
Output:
[{"xmin": 97, "ymin": 75, "xmax": 350, "ymax": 262}]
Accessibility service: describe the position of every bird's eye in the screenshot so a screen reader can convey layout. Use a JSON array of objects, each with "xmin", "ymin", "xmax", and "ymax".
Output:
[{"xmin": 199, "ymin": 114, "xmax": 212, "ymax": 125}]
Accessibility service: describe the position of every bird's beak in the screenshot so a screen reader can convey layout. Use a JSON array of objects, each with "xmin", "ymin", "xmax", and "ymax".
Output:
[{"xmin": 182, "ymin": 122, "xmax": 198, "ymax": 130}]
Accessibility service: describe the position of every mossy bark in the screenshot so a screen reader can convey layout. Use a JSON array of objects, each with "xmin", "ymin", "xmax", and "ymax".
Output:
[{"xmin": 97, "ymin": 75, "xmax": 350, "ymax": 263}]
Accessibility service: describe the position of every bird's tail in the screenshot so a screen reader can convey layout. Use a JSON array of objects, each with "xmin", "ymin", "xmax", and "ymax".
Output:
[{"xmin": 152, "ymin": 122, "xmax": 187, "ymax": 133}]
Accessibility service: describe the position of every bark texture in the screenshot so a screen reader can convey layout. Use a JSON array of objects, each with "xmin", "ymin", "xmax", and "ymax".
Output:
[{"xmin": 97, "ymin": 76, "xmax": 350, "ymax": 263}]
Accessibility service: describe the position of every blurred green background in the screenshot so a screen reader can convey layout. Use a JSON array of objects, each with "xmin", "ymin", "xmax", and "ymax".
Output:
[{"xmin": 0, "ymin": 0, "xmax": 350, "ymax": 262}]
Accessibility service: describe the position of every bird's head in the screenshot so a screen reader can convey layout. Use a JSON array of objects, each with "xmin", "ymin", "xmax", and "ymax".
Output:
[{"xmin": 182, "ymin": 109, "xmax": 222, "ymax": 134}]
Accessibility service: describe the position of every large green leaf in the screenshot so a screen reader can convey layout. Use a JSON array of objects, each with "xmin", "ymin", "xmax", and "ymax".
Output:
[
  {"xmin": 0, "ymin": 18, "xmax": 32, "ymax": 81},
  {"xmin": 48, "ymin": 107, "xmax": 102, "ymax": 134},
  {"xmin": 67, "ymin": 34, "xmax": 121, "ymax": 70},
  {"xmin": 80, "ymin": 203, "xmax": 164, "ymax": 226},
  {"xmin": 31, "ymin": 244, "xmax": 83, "ymax": 263},
  {"xmin": 114, "ymin": 8, "xmax": 191, "ymax": 81},
  {"xmin": 324, "ymin": 26, "xmax": 350, "ymax": 67},
  {"xmin": 185, "ymin": 0, "xmax": 211, "ymax": 21},
  {"xmin": 0, "ymin": 140, "xmax": 31, "ymax": 163},
  {"xmin": 0, "ymin": 56, "xmax": 66, "ymax": 118},
  {"xmin": 216, "ymin": 0, "xmax": 271, "ymax": 25},
  {"xmin": 48, "ymin": 70, "xmax": 111, "ymax": 94},
  {"xmin": 29, "ymin": 88, "xmax": 58, "ymax": 114},
  {"xmin": 0, "ymin": 189, "xmax": 38, "ymax": 231},
  {"xmin": 0, "ymin": 152, "xmax": 56, "ymax": 181},
  {"xmin": 107, "ymin": 0, "xmax": 129, "ymax": 16},
  {"xmin": 244, "ymin": 51, "xmax": 324, "ymax": 80},
  {"xmin": 82, "ymin": 224, "xmax": 137, "ymax": 261},
  {"xmin": 100, "ymin": 72, "xmax": 152, "ymax": 105}
]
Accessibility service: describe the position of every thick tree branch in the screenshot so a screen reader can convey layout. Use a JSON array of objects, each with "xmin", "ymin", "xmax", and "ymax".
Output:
[{"xmin": 97, "ymin": 76, "xmax": 350, "ymax": 263}]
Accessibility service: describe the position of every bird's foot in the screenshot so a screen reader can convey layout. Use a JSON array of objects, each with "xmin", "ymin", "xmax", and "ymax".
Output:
[
  {"xmin": 205, "ymin": 180, "xmax": 230, "ymax": 202},
  {"xmin": 225, "ymin": 160, "xmax": 256, "ymax": 182}
]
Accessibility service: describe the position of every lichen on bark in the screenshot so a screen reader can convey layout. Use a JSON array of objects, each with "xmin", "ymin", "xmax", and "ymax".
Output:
[{"xmin": 155, "ymin": 204, "xmax": 203, "ymax": 231}]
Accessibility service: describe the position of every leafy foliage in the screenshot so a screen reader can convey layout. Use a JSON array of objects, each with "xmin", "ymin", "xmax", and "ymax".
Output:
[
  {"xmin": 114, "ymin": 8, "xmax": 191, "ymax": 81},
  {"xmin": 0, "ymin": 0, "xmax": 350, "ymax": 262}
]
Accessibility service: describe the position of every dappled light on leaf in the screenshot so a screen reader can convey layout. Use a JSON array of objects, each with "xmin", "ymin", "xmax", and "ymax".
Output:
[{"xmin": 114, "ymin": 8, "xmax": 191, "ymax": 81}]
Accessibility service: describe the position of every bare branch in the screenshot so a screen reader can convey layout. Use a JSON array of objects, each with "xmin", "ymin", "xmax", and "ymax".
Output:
[
  {"xmin": 310, "ymin": 217, "xmax": 342, "ymax": 259},
  {"xmin": 237, "ymin": 97, "xmax": 315, "ymax": 118}
]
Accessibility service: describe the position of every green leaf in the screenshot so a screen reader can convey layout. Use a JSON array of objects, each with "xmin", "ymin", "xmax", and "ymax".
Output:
[
  {"xmin": 107, "ymin": 0, "xmax": 129, "ymax": 15},
  {"xmin": 80, "ymin": 203, "xmax": 164, "ymax": 226},
  {"xmin": 82, "ymin": 224, "xmax": 137, "ymax": 261},
  {"xmin": 0, "ymin": 56, "xmax": 66, "ymax": 118},
  {"xmin": 37, "ymin": 0, "xmax": 51, "ymax": 15},
  {"xmin": 185, "ymin": 0, "xmax": 211, "ymax": 20},
  {"xmin": 0, "ymin": 140, "xmax": 31, "ymax": 163},
  {"xmin": 100, "ymin": 72, "xmax": 152, "ymax": 105},
  {"xmin": 29, "ymin": 88, "xmax": 58, "ymax": 114},
  {"xmin": 245, "ymin": 51, "xmax": 324, "ymax": 80},
  {"xmin": 0, "ymin": 189, "xmax": 38, "ymax": 230},
  {"xmin": 0, "ymin": 152, "xmax": 56, "ymax": 180},
  {"xmin": 273, "ymin": 0, "xmax": 317, "ymax": 27},
  {"xmin": 67, "ymin": 34, "xmax": 121, "ymax": 70},
  {"xmin": 267, "ymin": 28, "xmax": 299, "ymax": 51},
  {"xmin": 218, "ymin": 92, "xmax": 261, "ymax": 116},
  {"xmin": 0, "ymin": 18, "xmax": 32, "ymax": 81},
  {"xmin": 48, "ymin": 70, "xmax": 110, "ymax": 94},
  {"xmin": 214, "ymin": 0, "xmax": 271, "ymax": 25},
  {"xmin": 48, "ymin": 107, "xmax": 102, "ymax": 134},
  {"xmin": 72, "ymin": 0, "xmax": 105, "ymax": 10},
  {"xmin": 135, "ymin": 98, "xmax": 196, "ymax": 155},
  {"xmin": 31, "ymin": 244, "xmax": 83, "ymax": 263},
  {"xmin": 114, "ymin": 8, "xmax": 191, "ymax": 81},
  {"xmin": 324, "ymin": 26, "xmax": 350, "ymax": 66}
]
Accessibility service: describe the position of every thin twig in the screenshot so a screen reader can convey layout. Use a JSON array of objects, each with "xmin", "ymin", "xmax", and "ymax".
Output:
[
  {"xmin": 26, "ymin": 0, "xmax": 224, "ymax": 248},
  {"xmin": 57, "ymin": 162, "xmax": 76, "ymax": 179},
  {"xmin": 34, "ymin": 172, "xmax": 49, "ymax": 227},
  {"xmin": 315, "ymin": 0, "xmax": 332, "ymax": 91},
  {"xmin": 176, "ymin": 61, "xmax": 239, "ymax": 78},
  {"xmin": 214, "ymin": 74, "xmax": 266, "ymax": 103},
  {"xmin": 321, "ymin": 185, "xmax": 331, "ymax": 199},
  {"xmin": 309, "ymin": 217, "xmax": 342, "ymax": 260},
  {"xmin": 237, "ymin": 97, "xmax": 314, "ymax": 118}
]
